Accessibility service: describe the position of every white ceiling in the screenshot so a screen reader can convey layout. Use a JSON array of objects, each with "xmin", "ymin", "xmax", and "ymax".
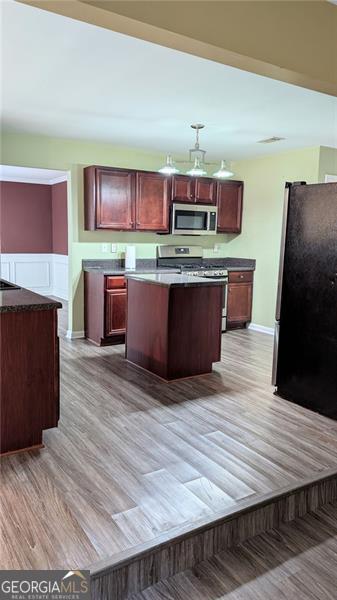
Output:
[
  {"xmin": 0, "ymin": 165, "xmax": 67, "ymax": 184},
  {"xmin": 2, "ymin": 0, "xmax": 337, "ymax": 161}
]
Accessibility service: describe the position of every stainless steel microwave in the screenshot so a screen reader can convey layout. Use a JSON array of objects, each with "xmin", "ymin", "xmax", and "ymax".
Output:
[{"xmin": 171, "ymin": 203, "xmax": 217, "ymax": 235}]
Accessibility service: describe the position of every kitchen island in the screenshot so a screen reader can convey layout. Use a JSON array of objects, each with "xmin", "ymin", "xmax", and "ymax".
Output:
[
  {"xmin": 0, "ymin": 281, "xmax": 62, "ymax": 455},
  {"xmin": 125, "ymin": 273, "xmax": 224, "ymax": 380}
]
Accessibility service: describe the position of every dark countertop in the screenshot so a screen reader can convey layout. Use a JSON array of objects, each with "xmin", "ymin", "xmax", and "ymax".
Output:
[
  {"xmin": 83, "ymin": 257, "xmax": 256, "ymax": 276},
  {"xmin": 126, "ymin": 273, "xmax": 226, "ymax": 288},
  {"xmin": 0, "ymin": 286, "xmax": 62, "ymax": 313},
  {"xmin": 84, "ymin": 267, "xmax": 180, "ymax": 275}
]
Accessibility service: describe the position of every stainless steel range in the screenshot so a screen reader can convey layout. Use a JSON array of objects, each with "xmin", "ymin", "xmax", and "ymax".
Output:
[{"xmin": 157, "ymin": 245, "xmax": 228, "ymax": 331}]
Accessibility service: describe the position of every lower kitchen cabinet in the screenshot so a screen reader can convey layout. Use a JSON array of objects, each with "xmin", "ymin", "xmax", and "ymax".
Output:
[
  {"xmin": 105, "ymin": 289, "xmax": 127, "ymax": 336},
  {"xmin": 85, "ymin": 271, "xmax": 126, "ymax": 345},
  {"xmin": 227, "ymin": 270, "xmax": 253, "ymax": 329}
]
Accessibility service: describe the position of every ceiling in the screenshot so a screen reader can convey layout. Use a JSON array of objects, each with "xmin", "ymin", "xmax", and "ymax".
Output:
[
  {"xmin": 0, "ymin": 165, "xmax": 67, "ymax": 184},
  {"xmin": 2, "ymin": 0, "xmax": 337, "ymax": 161}
]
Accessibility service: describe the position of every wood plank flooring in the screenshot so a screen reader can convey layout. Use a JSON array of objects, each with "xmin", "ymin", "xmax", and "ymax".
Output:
[
  {"xmin": 1, "ymin": 300, "xmax": 337, "ymax": 571},
  {"xmin": 131, "ymin": 502, "xmax": 337, "ymax": 600}
]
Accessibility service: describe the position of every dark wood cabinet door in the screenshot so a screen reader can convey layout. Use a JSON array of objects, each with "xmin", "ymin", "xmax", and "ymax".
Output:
[
  {"xmin": 194, "ymin": 177, "xmax": 216, "ymax": 205},
  {"xmin": 227, "ymin": 282, "xmax": 252, "ymax": 324},
  {"xmin": 105, "ymin": 289, "xmax": 127, "ymax": 336},
  {"xmin": 171, "ymin": 175, "xmax": 195, "ymax": 203},
  {"xmin": 136, "ymin": 172, "xmax": 170, "ymax": 231},
  {"xmin": 217, "ymin": 181, "xmax": 243, "ymax": 233},
  {"xmin": 96, "ymin": 168, "xmax": 135, "ymax": 230}
]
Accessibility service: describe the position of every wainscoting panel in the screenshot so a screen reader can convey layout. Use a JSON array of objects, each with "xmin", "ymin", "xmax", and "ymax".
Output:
[
  {"xmin": 0, "ymin": 253, "xmax": 68, "ymax": 299},
  {"xmin": 53, "ymin": 254, "xmax": 68, "ymax": 300},
  {"xmin": 0, "ymin": 261, "xmax": 10, "ymax": 281}
]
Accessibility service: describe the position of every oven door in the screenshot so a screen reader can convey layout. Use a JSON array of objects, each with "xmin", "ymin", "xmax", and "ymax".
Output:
[{"xmin": 171, "ymin": 203, "xmax": 217, "ymax": 235}]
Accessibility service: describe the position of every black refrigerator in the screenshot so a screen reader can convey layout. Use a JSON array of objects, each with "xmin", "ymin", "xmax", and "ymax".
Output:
[{"xmin": 273, "ymin": 181, "xmax": 337, "ymax": 418}]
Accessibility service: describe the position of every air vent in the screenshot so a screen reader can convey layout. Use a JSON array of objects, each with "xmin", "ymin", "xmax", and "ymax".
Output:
[{"xmin": 258, "ymin": 136, "xmax": 285, "ymax": 144}]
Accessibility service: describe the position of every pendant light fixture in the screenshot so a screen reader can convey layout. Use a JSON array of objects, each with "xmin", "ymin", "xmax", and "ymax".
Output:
[
  {"xmin": 158, "ymin": 124, "xmax": 234, "ymax": 178},
  {"xmin": 186, "ymin": 156, "xmax": 207, "ymax": 177},
  {"xmin": 158, "ymin": 154, "xmax": 179, "ymax": 175},
  {"xmin": 213, "ymin": 160, "xmax": 234, "ymax": 179}
]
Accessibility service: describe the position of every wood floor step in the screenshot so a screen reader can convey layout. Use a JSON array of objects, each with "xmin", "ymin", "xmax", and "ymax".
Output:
[
  {"xmin": 130, "ymin": 500, "xmax": 337, "ymax": 600},
  {"xmin": 89, "ymin": 468, "xmax": 337, "ymax": 600}
]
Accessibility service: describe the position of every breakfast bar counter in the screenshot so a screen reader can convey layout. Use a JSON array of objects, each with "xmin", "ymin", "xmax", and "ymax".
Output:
[{"xmin": 125, "ymin": 273, "xmax": 224, "ymax": 380}]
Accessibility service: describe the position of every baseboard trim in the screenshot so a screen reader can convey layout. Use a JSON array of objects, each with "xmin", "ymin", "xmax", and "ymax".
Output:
[
  {"xmin": 66, "ymin": 330, "xmax": 85, "ymax": 340},
  {"xmin": 249, "ymin": 323, "xmax": 274, "ymax": 335}
]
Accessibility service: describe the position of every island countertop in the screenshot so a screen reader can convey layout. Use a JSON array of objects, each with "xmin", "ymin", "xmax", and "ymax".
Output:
[
  {"xmin": 0, "ymin": 285, "xmax": 62, "ymax": 313},
  {"xmin": 125, "ymin": 273, "xmax": 226, "ymax": 287}
]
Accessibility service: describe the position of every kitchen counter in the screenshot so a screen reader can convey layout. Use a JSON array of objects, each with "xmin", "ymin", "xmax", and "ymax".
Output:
[
  {"xmin": 126, "ymin": 273, "xmax": 226, "ymax": 287},
  {"xmin": 0, "ymin": 282, "xmax": 61, "ymax": 455},
  {"xmin": 82, "ymin": 257, "xmax": 256, "ymax": 275},
  {"xmin": 126, "ymin": 275, "xmax": 223, "ymax": 380},
  {"xmin": 0, "ymin": 286, "xmax": 62, "ymax": 313}
]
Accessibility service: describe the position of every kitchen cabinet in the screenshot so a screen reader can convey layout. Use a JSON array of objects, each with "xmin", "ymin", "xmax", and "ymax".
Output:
[
  {"xmin": 136, "ymin": 172, "xmax": 170, "ymax": 231},
  {"xmin": 84, "ymin": 165, "xmax": 243, "ymax": 233},
  {"xmin": 85, "ymin": 271, "xmax": 126, "ymax": 345},
  {"xmin": 84, "ymin": 166, "xmax": 170, "ymax": 232},
  {"xmin": 217, "ymin": 181, "xmax": 243, "ymax": 233},
  {"xmin": 1, "ymin": 295, "xmax": 61, "ymax": 455},
  {"xmin": 171, "ymin": 175, "xmax": 216, "ymax": 205},
  {"xmin": 84, "ymin": 166, "xmax": 135, "ymax": 230},
  {"xmin": 105, "ymin": 289, "xmax": 127, "ymax": 336},
  {"xmin": 227, "ymin": 270, "xmax": 253, "ymax": 329}
]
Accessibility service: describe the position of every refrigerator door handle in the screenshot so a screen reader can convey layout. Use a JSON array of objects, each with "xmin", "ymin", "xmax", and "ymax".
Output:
[
  {"xmin": 275, "ymin": 184, "xmax": 291, "ymax": 321},
  {"xmin": 272, "ymin": 321, "xmax": 279, "ymax": 386}
]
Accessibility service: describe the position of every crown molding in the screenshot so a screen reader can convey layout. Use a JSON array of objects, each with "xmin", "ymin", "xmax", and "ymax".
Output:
[{"xmin": 0, "ymin": 174, "xmax": 67, "ymax": 185}]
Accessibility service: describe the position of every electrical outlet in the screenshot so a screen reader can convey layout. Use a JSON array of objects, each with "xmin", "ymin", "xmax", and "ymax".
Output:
[
  {"xmin": 101, "ymin": 243, "xmax": 109, "ymax": 253},
  {"xmin": 213, "ymin": 244, "xmax": 220, "ymax": 253},
  {"xmin": 111, "ymin": 244, "xmax": 117, "ymax": 253}
]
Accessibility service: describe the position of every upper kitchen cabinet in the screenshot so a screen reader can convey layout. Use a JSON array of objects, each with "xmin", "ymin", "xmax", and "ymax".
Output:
[
  {"xmin": 171, "ymin": 175, "xmax": 216, "ymax": 205},
  {"xmin": 171, "ymin": 175, "xmax": 194, "ymax": 203},
  {"xmin": 84, "ymin": 166, "xmax": 135, "ymax": 230},
  {"xmin": 194, "ymin": 177, "xmax": 216, "ymax": 205},
  {"xmin": 216, "ymin": 181, "xmax": 243, "ymax": 233},
  {"xmin": 136, "ymin": 172, "xmax": 170, "ymax": 231}
]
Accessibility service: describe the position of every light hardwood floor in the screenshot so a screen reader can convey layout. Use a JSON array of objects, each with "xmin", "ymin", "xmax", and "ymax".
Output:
[
  {"xmin": 131, "ymin": 502, "xmax": 337, "ymax": 600},
  {"xmin": 1, "ymin": 301, "xmax": 337, "ymax": 570}
]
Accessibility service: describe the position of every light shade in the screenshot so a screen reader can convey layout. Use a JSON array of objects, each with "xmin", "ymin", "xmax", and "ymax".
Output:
[
  {"xmin": 186, "ymin": 157, "xmax": 207, "ymax": 177},
  {"xmin": 158, "ymin": 155, "xmax": 179, "ymax": 175},
  {"xmin": 213, "ymin": 160, "xmax": 234, "ymax": 179}
]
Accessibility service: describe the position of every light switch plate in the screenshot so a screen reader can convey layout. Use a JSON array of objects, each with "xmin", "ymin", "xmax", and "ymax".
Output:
[
  {"xmin": 111, "ymin": 244, "xmax": 117, "ymax": 253},
  {"xmin": 101, "ymin": 243, "xmax": 109, "ymax": 253}
]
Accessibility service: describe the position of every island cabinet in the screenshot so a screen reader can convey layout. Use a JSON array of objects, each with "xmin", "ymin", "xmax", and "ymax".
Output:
[
  {"xmin": 227, "ymin": 270, "xmax": 253, "ymax": 329},
  {"xmin": 216, "ymin": 181, "xmax": 243, "ymax": 233},
  {"xmin": 84, "ymin": 166, "xmax": 170, "ymax": 232},
  {"xmin": 0, "ymin": 292, "xmax": 61, "ymax": 455},
  {"xmin": 171, "ymin": 175, "xmax": 216, "ymax": 205},
  {"xmin": 126, "ymin": 275, "xmax": 223, "ymax": 380},
  {"xmin": 85, "ymin": 271, "xmax": 126, "ymax": 345}
]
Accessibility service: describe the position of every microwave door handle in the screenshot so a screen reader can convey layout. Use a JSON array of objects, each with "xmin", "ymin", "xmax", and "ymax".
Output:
[{"xmin": 206, "ymin": 211, "xmax": 210, "ymax": 231}]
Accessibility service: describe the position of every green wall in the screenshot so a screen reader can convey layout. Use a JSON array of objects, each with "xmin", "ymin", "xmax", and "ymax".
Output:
[
  {"xmin": 1, "ymin": 132, "xmax": 325, "ymax": 331},
  {"xmin": 318, "ymin": 146, "xmax": 337, "ymax": 182},
  {"xmin": 226, "ymin": 146, "xmax": 321, "ymax": 329}
]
